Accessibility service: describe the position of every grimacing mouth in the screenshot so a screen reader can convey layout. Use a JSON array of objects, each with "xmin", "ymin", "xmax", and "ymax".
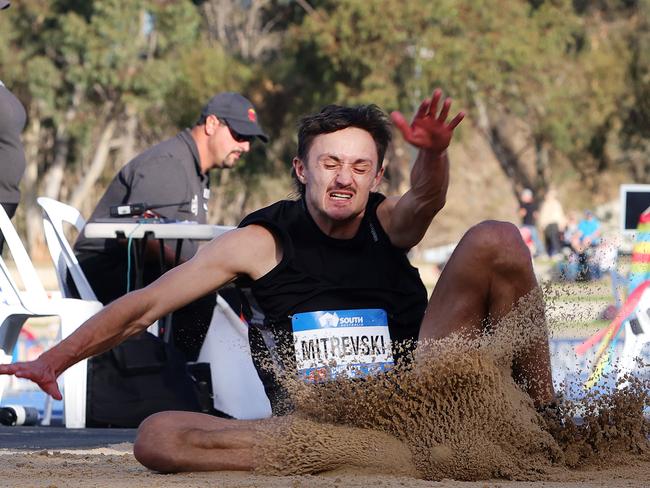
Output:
[{"xmin": 329, "ymin": 190, "xmax": 353, "ymax": 200}]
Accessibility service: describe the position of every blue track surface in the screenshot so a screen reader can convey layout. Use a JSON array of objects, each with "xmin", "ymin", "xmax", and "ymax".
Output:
[{"xmin": 550, "ymin": 338, "xmax": 650, "ymax": 400}]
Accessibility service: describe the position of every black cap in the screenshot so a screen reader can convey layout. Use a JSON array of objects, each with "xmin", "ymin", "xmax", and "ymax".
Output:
[
  {"xmin": 0, "ymin": 2, "xmax": 10, "ymax": 10},
  {"xmin": 200, "ymin": 92, "xmax": 268, "ymax": 143}
]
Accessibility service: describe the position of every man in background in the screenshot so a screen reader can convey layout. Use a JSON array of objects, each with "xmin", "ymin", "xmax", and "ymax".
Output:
[
  {"xmin": 538, "ymin": 187, "xmax": 566, "ymax": 258},
  {"xmin": 572, "ymin": 209, "xmax": 602, "ymax": 253},
  {"xmin": 0, "ymin": 1, "xmax": 27, "ymax": 254},
  {"xmin": 74, "ymin": 92, "xmax": 267, "ymax": 359},
  {"xmin": 518, "ymin": 188, "xmax": 544, "ymax": 257},
  {"xmin": 72, "ymin": 92, "xmax": 267, "ymax": 426}
]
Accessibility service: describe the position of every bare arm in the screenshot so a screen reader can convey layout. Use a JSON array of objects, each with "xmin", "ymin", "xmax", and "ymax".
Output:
[
  {"xmin": 0, "ymin": 224, "xmax": 281, "ymax": 399},
  {"xmin": 377, "ymin": 89, "xmax": 464, "ymax": 249}
]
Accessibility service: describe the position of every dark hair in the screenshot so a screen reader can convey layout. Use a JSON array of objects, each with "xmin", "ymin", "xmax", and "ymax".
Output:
[
  {"xmin": 195, "ymin": 114, "xmax": 228, "ymax": 128},
  {"xmin": 195, "ymin": 114, "xmax": 209, "ymax": 126},
  {"xmin": 195, "ymin": 113, "xmax": 222, "ymax": 126},
  {"xmin": 293, "ymin": 104, "xmax": 391, "ymax": 196}
]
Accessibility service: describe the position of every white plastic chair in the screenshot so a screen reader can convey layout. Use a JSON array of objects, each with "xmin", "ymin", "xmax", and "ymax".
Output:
[
  {"xmin": 0, "ymin": 204, "xmax": 102, "ymax": 428},
  {"xmin": 37, "ymin": 198, "xmax": 270, "ymax": 419},
  {"xmin": 197, "ymin": 294, "xmax": 271, "ymax": 419},
  {"xmin": 0, "ymin": 257, "xmax": 34, "ymax": 402},
  {"xmin": 37, "ymin": 197, "xmax": 96, "ymax": 301},
  {"xmin": 37, "ymin": 197, "xmax": 160, "ymax": 336}
]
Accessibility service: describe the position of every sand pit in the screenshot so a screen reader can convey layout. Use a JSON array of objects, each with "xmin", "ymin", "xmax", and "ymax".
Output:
[
  {"xmin": 0, "ymin": 445, "xmax": 648, "ymax": 487},
  {"xmin": 1, "ymin": 289, "xmax": 649, "ymax": 486}
]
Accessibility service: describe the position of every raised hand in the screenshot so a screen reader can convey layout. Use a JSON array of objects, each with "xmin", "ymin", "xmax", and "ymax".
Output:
[
  {"xmin": 391, "ymin": 89, "xmax": 464, "ymax": 154},
  {"xmin": 0, "ymin": 359, "xmax": 62, "ymax": 400}
]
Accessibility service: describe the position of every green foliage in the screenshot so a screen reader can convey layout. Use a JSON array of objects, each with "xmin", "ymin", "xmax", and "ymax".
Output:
[
  {"xmin": 1, "ymin": 0, "xmax": 649, "ymax": 218},
  {"xmin": 622, "ymin": 0, "xmax": 650, "ymax": 141},
  {"xmin": 281, "ymin": 0, "xmax": 423, "ymax": 110},
  {"xmin": 24, "ymin": 56, "xmax": 62, "ymax": 118},
  {"xmin": 151, "ymin": 1, "xmax": 201, "ymax": 55},
  {"xmin": 157, "ymin": 42, "xmax": 253, "ymax": 129}
]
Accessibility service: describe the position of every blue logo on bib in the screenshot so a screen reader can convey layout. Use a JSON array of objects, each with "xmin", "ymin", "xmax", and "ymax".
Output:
[{"xmin": 292, "ymin": 309, "xmax": 394, "ymax": 382}]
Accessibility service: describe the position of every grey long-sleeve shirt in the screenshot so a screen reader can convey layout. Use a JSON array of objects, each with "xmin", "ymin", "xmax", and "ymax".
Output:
[{"xmin": 0, "ymin": 82, "xmax": 27, "ymax": 204}]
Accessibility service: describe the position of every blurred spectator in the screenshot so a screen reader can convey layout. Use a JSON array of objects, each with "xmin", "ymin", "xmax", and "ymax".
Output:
[
  {"xmin": 558, "ymin": 210, "xmax": 605, "ymax": 282},
  {"xmin": 593, "ymin": 233, "xmax": 623, "ymax": 308},
  {"xmin": 519, "ymin": 226, "xmax": 535, "ymax": 255},
  {"xmin": 518, "ymin": 188, "xmax": 544, "ymax": 256},
  {"xmin": 538, "ymin": 187, "xmax": 566, "ymax": 258},
  {"xmin": 0, "ymin": 3, "xmax": 26, "ymax": 254},
  {"xmin": 562, "ymin": 210, "xmax": 580, "ymax": 249},
  {"xmin": 0, "ymin": 77, "xmax": 27, "ymax": 254},
  {"xmin": 572, "ymin": 210, "xmax": 602, "ymax": 253}
]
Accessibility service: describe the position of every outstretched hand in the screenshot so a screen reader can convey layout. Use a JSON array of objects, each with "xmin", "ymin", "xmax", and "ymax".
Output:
[
  {"xmin": 0, "ymin": 359, "xmax": 62, "ymax": 400},
  {"xmin": 391, "ymin": 89, "xmax": 464, "ymax": 154}
]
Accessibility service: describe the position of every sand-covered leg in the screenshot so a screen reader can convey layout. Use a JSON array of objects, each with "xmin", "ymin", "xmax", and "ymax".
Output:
[
  {"xmin": 418, "ymin": 220, "xmax": 555, "ymax": 406},
  {"xmin": 256, "ymin": 416, "xmax": 419, "ymax": 477},
  {"xmin": 133, "ymin": 411, "xmax": 261, "ymax": 472}
]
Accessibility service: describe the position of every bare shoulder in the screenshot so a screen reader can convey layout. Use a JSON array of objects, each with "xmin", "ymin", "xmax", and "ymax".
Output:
[{"xmin": 198, "ymin": 224, "xmax": 282, "ymax": 281}]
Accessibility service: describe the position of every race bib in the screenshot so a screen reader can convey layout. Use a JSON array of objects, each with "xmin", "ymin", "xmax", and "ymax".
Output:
[{"xmin": 292, "ymin": 308, "xmax": 394, "ymax": 383}]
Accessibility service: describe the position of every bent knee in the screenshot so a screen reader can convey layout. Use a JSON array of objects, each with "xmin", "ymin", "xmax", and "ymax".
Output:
[
  {"xmin": 134, "ymin": 412, "xmax": 183, "ymax": 473},
  {"xmin": 464, "ymin": 220, "xmax": 531, "ymax": 265}
]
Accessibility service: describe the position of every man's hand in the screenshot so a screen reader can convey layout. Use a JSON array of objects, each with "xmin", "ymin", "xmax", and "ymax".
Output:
[
  {"xmin": 391, "ymin": 89, "xmax": 464, "ymax": 154},
  {"xmin": 0, "ymin": 359, "xmax": 62, "ymax": 400}
]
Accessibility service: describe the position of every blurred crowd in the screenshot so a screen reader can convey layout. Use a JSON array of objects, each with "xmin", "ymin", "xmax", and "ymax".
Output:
[{"xmin": 517, "ymin": 188, "xmax": 615, "ymax": 283}]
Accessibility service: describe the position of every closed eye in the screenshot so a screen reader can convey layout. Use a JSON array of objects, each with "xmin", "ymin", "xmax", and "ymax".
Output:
[
  {"xmin": 320, "ymin": 159, "xmax": 373, "ymax": 175},
  {"xmin": 352, "ymin": 163, "xmax": 372, "ymax": 174},
  {"xmin": 322, "ymin": 161, "xmax": 340, "ymax": 170}
]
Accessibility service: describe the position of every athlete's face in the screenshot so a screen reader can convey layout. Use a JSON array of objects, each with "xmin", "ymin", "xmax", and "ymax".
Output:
[
  {"xmin": 293, "ymin": 127, "xmax": 384, "ymax": 237},
  {"xmin": 207, "ymin": 117, "xmax": 251, "ymax": 169}
]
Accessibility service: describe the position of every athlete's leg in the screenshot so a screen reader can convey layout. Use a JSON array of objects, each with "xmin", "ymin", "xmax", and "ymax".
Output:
[
  {"xmin": 134, "ymin": 411, "xmax": 418, "ymax": 476},
  {"xmin": 418, "ymin": 220, "xmax": 555, "ymax": 406},
  {"xmin": 133, "ymin": 411, "xmax": 264, "ymax": 473}
]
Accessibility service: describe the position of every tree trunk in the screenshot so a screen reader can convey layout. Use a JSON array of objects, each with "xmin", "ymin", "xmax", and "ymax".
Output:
[
  {"xmin": 43, "ymin": 84, "xmax": 83, "ymax": 200},
  {"xmin": 42, "ymin": 125, "xmax": 70, "ymax": 199},
  {"xmin": 383, "ymin": 130, "xmax": 411, "ymax": 197},
  {"xmin": 470, "ymin": 86, "xmax": 533, "ymax": 198},
  {"xmin": 209, "ymin": 169, "xmax": 231, "ymax": 224},
  {"xmin": 533, "ymin": 135, "xmax": 550, "ymax": 196},
  {"xmin": 69, "ymin": 118, "xmax": 117, "ymax": 210},
  {"xmin": 119, "ymin": 108, "xmax": 138, "ymax": 167},
  {"xmin": 21, "ymin": 114, "xmax": 46, "ymax": 259},
  {"xmin": 228, "ymin": 184, "xmax": 248, "ymax": 225}
]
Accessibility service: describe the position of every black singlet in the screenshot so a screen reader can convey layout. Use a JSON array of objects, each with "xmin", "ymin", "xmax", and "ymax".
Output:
[{"xmin": 238, "ymin": 192, "xmax": 428, "ymax": 412}]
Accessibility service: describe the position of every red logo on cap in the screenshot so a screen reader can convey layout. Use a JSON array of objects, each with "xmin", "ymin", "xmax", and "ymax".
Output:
[{"xmin": 248, "ymin": 108, "xmax": 257, "ymax": 122}]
